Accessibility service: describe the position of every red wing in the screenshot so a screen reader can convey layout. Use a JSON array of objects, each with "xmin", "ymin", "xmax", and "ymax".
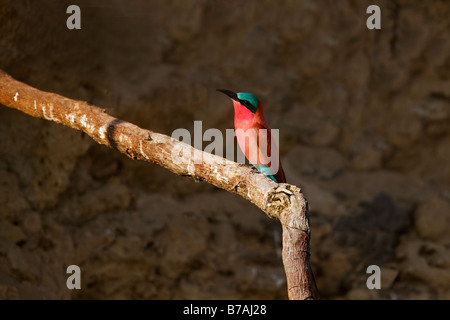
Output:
[{"xmin": 251, "ymin": 123, "xmax": 286, "ymax": 183}]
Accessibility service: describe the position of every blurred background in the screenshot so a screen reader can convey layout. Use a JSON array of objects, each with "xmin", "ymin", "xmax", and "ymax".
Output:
[{"xmin": 1, "ymin": 0, "xmax": 450, "ymax": 299}]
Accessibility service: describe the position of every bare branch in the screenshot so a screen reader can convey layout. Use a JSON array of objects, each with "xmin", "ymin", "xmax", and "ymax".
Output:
[{"xmin": 0, "ymin": 69, "xmax": 317, "ymax": 299}]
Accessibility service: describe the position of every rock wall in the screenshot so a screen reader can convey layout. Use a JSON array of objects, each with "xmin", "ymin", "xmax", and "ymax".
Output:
[{"xmin": 1, "ymin": 0, "xmax": 450, "ymax": 299}]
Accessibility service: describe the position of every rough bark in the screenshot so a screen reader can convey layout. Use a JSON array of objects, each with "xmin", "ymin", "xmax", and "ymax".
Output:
[{"xmin": 0, "ymin": 69, "xmax": 317, "ymax": 300}]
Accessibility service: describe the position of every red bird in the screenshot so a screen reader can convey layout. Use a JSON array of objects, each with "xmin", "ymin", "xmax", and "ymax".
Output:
[{"xmin": 218, "ymin": 89, "xmax": 286, "ymax": 183}]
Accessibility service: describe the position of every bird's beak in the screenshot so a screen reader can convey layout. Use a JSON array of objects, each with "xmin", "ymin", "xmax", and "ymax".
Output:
[{"xmin": 217, "ymin": 89, "xmax": 238, "ymax": 101}]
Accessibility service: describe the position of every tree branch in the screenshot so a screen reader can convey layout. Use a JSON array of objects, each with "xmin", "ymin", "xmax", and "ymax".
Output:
[{"xmin": 0, "ymin": 69, "xmax": 317, "ymax": 300}]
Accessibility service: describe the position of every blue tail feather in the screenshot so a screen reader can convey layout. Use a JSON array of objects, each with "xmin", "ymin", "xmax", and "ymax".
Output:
[{"xmin": 251, "ymin": 163, "xmax": 278, "ymax": 183}]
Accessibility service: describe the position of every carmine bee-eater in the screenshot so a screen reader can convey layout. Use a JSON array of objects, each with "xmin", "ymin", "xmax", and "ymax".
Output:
[{"xmin": 217, "ymin": 89, "xmax": 286, "ymax": 183}]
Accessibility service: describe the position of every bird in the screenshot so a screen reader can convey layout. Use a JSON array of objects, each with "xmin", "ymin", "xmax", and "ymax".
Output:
[{"xmin": 217, "ymin": 89, "xmax": 286, "ymax": 183}]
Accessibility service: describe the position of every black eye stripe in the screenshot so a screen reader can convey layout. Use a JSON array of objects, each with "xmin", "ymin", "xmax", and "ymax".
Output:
[{"xmin": 239, "ymin": 99, "xmax": 257, "ymax": 113}]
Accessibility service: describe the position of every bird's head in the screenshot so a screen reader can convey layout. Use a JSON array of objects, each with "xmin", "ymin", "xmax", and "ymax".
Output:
[{"xmin": 217, "ymin": 89, "xmax": 259, "ymax": 114}]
